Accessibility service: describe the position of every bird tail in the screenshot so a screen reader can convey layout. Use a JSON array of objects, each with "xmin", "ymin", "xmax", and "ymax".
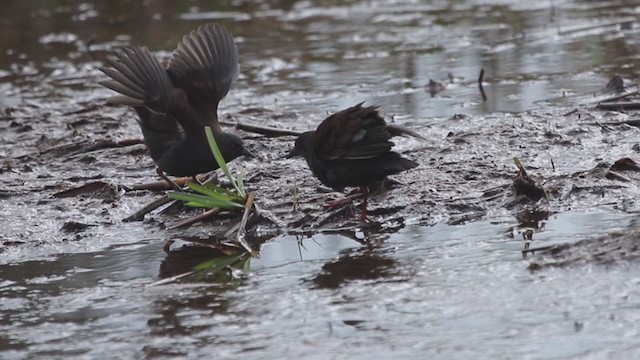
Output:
[{"xmin": 99, "ymin": 46, "xmax": 176, "ymax": 114}]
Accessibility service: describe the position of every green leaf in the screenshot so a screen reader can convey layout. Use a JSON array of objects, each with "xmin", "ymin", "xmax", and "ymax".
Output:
[
  {"xmin": 185, "ymin": 201, "xmax": 212, "ymax": 208},
  {"xmin": 185, "ymin": 182, "xmax": 243, "ymax": 203},
  {"xmin": 205, "ymin": 127, "xmax": 244, "ymax": 196},
  {"xmin": 236, "ymin": 171, "xmax": 245, "ymax": 195},
  {"xmin": 168, "ymin": 191, "xmax": 244, "ymax": 209},
  {"xmin": 200, "ymin": 182, "xmax": 241, "ymax": 198}
]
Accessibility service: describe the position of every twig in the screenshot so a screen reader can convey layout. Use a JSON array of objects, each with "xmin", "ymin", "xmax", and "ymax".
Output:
[
  {"xmin": 68, "ymin": 138, "xmax": 143, "ymax": 156},
  {"xmin": 513, "ymin": 157, "xmax": 527, "ymax": 177},
  {"xmin": 168, "ymin": 208, "xmax": 221, "ymax": 229},
  {"xmin": 236, "ymin": 192, "xmax": 257, "ymax": 256},
  {"xmin": 128, "ymin": 177, "xmax": 196, "ymax": 192},
  {"xmin": 62, "ymin": 104, "xmax": 100, "ymax": 116},
  {"xmin": 596, "ymin": 90, "xmax": 639, "ymax": 104},
  {"xmin": 562, "ymin": 108, "xmax": 578, "ymax": 116},
  {"xmin": 123, "ymin": 194, "xmax": 173, "ymax": 222},
  {"xmin": 219, "ymin": 121, "xmax": 301, "ymax": 137},
  {"xmin": 478, "ymin": 68, "xmax": 487, "ymax": 102},
  {"xmin": 597, "ymin": 102, "xmax": 640, "ymax": 111},
  {"xmin": 557, "ymin": 19, "xmax": 634, "ymax": 36},
  {"xmin": 521, "ymin": 245, "xmax": 555, "ymax": 255},
  {"xmin": 254, "ymin": 203, "xmax": 286, "ymax": 228},
  {"xmin": 146, "ymin": 271, "xmax": 195, "ymax": 286},
  {"xmin": 606, "ymin": 170, "xmax": 631, "ymax": 182}
]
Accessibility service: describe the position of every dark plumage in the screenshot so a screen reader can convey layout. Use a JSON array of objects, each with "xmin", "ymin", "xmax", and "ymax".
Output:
[
  {"xmin": 99, "ymin": 24, "xmax": 253, "ymax": 182},
  {"xmin": 287, "ymin": 103, "xmax": 420, "ymax": 219}
]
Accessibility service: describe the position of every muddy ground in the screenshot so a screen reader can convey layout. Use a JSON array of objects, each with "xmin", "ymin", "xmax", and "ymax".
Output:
[
  {"xmin": 2, "ymin": 90, "xmax": 640, "ymax": 264},
  {"xmin": 2, "ymin": 0, "xmax": 640, "ymax": 358}
]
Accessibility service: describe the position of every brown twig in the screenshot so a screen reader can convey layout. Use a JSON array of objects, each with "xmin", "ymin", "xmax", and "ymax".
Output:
[
  {"xmin": 597, "ymin": 102, "xmax": 640, "ymax": 111},
  {"xmin": 146, "ymin": 271, "xmax": 195, "ymax": 286},
  {"xmin": 478, "ymin": 68, "xmax": 487, "ymax": 102},
  {"xmin": 168, "ymin": 208, "xmax": 222, "ymax": 229},
  {"xmin": 557, "ymin": 19, "xmax": 634, "ymax": 36},
  {"xmin": 236, "ymin": 192, "xmax": 257, "ymax": 256},
  {"xmin": 123, "ymin": 195, "xmax": 173, "ymax": 222},
  {"xmin": 596, "ymin": 90, "xmax": 639, "ymax": 104},
  {"xmin": 219, "ymin": 121, "xmax": 301, "ymax": 137}
]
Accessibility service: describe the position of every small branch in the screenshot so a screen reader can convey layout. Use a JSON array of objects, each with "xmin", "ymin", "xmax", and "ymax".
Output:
[
  {"xmin": 478, "ymin": 68, "xmax": 487, "ymax": 102},
  {"xmin": 219, "ymin": 121, "xmax": 301, "ymax": 137},
  {"xmin": 123, "ymin": 194, "xmax": 174, "ymax": 222},
  {"xmin": 168, "ymin": 208, "xmax": 221, "ymax": 229},
  {"xmin": 597, "ymin": 102, "xmax": 640, "ymax": 111},
  {"xmin": 236, "ymin": 192, "xmax": 257, "ymax": 256},
  {"xmin": 128, "ymin": 177, "xmax": 193, "ymax": 192},
  {"xmin": 146, "ymin": 271, "xmax": 195, "ymax": 286},
  {"xmin": 606, "ymin": 170, "xmax": 631, "ymax": 182},
  {"xmin": 596, "ymin": 90, "xmax": 639, "ymax": 104}
]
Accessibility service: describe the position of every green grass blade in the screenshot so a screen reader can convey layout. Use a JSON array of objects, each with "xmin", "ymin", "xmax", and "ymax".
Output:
[
  {"xmin": 185, "ymin": 182, "xmax": 243, "ymax": 203},
  {"xmin": 185, "ymin": 202, "xmax": 213, "ymax": 208},
  {"xmin": 204, "ymin": 127, "xmax": 244, "ymax": 196},
  {"xmin": 168, "ymin": 191, "xmax": 244, "ymax": 209},
  {"xmin": 199, "ymin": 182, "xmax": 241, "ymax": 198},
  {"xmin": 236, "ymin": 171, "xmax": 245, "ymax": 195}
]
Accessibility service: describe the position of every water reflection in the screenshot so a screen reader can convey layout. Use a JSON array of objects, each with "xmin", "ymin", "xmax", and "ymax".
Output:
[{"xmin": 313, "ymin": 249, "xmax": 398, "ymax": 289}]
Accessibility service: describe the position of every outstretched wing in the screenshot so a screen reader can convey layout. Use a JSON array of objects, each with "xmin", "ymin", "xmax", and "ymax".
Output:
[
  {"xmin": 99, "ymin": 46, "xmax": 175, "ymax": 115},
  {"xmin": 167, "ymin": 23, "xmax": 239, "ymax": 132},
  {"xmin": 99, "ymin": 46, "xmax": 204, "ymax": 135}
]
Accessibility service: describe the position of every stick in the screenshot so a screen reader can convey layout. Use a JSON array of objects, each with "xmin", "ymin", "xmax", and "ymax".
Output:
[
  {"xmin": 128, "ymin": 177, "xmax": 195, "ymax": 191},
  {"xmin": 146, "ymin": 271, "xmax": 195, "ymax": 286},
  {"xmin": 597, "ymin": 102, "xmax": 640, "ymax": 111},
  {"xmin": 123, "ymin": 194, "xmax": 173, "ymax": 222},
  {"xmin": 478, "ymin": 68, "xmax": 487, "ymax": 102},
  {"xmin": 219, "ymin": 121, "xmax": 301, "ymax": 137},
  {"xmin": 168, "ymin": 208, "xmax": 221, "ymax": 229},
  {"xmin": 596, "ymin": 90, "xmax": 639, "ymax": 104},
  {"xmin": 236, "ymin": 192, "xmax": 257, "ymax": 256}
]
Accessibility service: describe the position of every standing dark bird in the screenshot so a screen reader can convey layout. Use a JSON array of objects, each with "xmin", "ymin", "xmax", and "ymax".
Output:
[
  {"xmin": 98, "ymin": 23, "xmax": 253, "ymax": 187},
  {"xmin": 286, "ymin": 103, "xmax": 420, "ymax": 220}
]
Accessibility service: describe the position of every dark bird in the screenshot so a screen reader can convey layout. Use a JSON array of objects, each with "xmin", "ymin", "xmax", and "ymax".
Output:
[
  {"xmin": 287, "ymin": 103, "xmax": 420, "ymax": 220},
  {"xmin": 98, "ymin": 23, "xmax": 253, "ymax": 187}
]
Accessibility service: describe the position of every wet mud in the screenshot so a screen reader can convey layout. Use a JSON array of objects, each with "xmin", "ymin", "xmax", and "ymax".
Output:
[{"xmin": 2, "ymin": 0, "xmax": 640, "ymax": 358}]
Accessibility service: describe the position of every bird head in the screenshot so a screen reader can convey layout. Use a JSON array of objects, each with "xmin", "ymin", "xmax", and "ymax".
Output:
[{"xmin": 286, "ymin": 131, "xmax": 315, "ymax": 159}]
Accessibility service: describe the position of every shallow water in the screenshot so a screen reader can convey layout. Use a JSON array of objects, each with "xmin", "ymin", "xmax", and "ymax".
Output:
[
  {"xmin": 1, "ymin": 211, "xmax": 639, "ymax": 358},
  {"xmin": 2, "ymin": 0, "xmax": 640, "ymax": 358}
]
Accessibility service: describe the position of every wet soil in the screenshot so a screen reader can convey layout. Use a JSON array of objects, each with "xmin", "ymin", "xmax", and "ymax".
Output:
[{"xmin": 2, "ymin": 0, "xmax": 640, "ymax": 358}]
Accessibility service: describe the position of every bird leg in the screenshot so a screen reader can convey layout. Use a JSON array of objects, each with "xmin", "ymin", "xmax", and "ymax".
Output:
[
  {"xmin": 323, "ymin": 192, "xmax": 363, "ymax": 209},
  {"xmin": 156, "ymin": 167, "xmax": 183, "ymax": 192},
  {"xmin": 323, "ymin": 186, "xmax": 370, "ymax": 220}
]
